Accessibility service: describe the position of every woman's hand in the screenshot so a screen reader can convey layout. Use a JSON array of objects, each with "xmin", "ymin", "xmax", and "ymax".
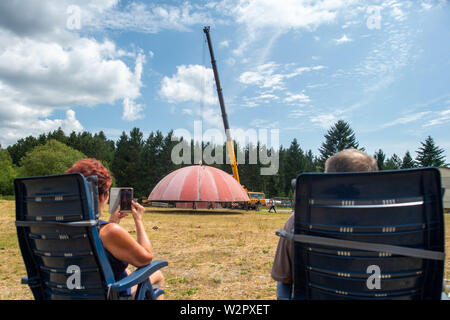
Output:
[
  {"xmin": 131, "ymin": 200, "xmax": 145, "ymax": 222},
  {"xmin": 109, "ymin": 204, "xmax": 129, "ymax": 224}
]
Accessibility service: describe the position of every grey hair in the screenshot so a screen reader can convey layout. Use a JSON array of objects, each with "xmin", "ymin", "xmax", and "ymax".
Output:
[{"xmin": 325, "ymin": 148, "xmax": 378, "ymax": 173}]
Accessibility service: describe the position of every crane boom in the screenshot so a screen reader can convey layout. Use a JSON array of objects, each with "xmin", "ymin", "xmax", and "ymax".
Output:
[{"xmin": 203, "ymin": 26, "xmax": 240, "ymax": 183}]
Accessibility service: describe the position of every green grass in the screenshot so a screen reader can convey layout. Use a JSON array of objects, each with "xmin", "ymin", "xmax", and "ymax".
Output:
[
  {"xmin": 1, "ymin": 199, "xmax": 449, "ymax": 300},
  {"xmin": 0, "ymin": 200, "xmax": 288, "ymax": 300}
]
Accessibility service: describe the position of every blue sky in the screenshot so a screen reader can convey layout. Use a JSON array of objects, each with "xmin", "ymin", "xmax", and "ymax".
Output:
[{"xmin": 0, "ymin": 0, "xmax": 449, "ymax": 161}]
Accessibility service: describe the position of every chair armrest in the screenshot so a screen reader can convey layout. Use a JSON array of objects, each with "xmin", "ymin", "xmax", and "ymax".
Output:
[
  {"xmin": 21, "ymin": 275, "xmax": 41, "ymax": 288},
  {"xmin": 109, "ymin": 260, "xmax": 168, "ymax": 293}
]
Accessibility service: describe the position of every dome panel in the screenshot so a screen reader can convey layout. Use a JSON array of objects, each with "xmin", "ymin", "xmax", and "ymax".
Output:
[{"xmin": 148, "ymin": 165, "xmax": 249, "ymax": 203}]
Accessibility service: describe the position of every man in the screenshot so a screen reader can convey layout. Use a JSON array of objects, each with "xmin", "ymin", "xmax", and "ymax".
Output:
[
  {"xmin": 268, "ymin": 199, "xmax": 277, "ymax": 213},
  {"xmin": 271, "ymin": 148, "xmax": 378, "ymax": 299}
]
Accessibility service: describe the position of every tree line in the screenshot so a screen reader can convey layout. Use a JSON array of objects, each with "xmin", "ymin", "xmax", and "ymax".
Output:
[{"xmin": 0, "ymin": 120, "xmax": 447, "ymax": 198}]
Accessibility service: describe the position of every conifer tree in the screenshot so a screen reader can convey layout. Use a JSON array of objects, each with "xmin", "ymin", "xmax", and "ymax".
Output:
[
  {"xmin": 401, "ymin": 151, "xmax": 417, "ymax": 169},
  {"xmin": 318, "ymin": 120, "xmax": 360, "ymax": 171},
  {"xmin": 374, "ymin": 149, "xmax": 386, "ymax": 170},
  {"xmin": 384, "ymin": 154, "xmax": 402, "ymax": 170},
  {"xmin": 111, "ymin": 128, "xmax": 146, "ymax": 197},
  {"xmin": 415, "ymin": 136, "xmax": 446, "ymax": 167}
]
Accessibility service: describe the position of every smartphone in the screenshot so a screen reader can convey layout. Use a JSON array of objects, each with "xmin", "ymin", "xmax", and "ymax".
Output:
[
  {"xmin": 120, "ymin": 188, "xmax": 133, "ymax": 212},
  {"xmin": 109, "ymin": 187, "xmax": 133, "ymax": 214}
]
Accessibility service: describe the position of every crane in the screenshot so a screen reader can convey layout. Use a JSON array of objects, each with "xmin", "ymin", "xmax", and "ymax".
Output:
[
  {"xmin": 203, "ymin": 26, "xmax": 266, "ymax": 210},
  {"xmin": 203, "ymin": 26, "xmax": 240, "ymax": 183}
]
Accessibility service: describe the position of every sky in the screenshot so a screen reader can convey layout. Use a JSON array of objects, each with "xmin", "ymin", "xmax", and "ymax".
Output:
[{"xmin": 0, "ymin": 0, "xmax": 449, "ymax": 162}]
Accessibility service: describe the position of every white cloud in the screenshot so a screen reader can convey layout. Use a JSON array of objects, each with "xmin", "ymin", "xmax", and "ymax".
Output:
[
  {"xmin": 81, "ymin": 2, "xmax": 215, "ymax": 33},
  {"xmin": 240, "ymin": 93, "xmax": 281, "ymax": 108},
  {"xmin": 228, "ymin": 0, "xmax": 349, "ymax": 32},
  {"xmin": 215, "ymin": 0, "xmax": 359, "ymax": 57},
  {"xmin": 424, "ymin": 109, "xmax": 450, "ymax": 127},
  {"xmin": 288, "ymin": 109, "xmax": 307, "ymax": 119},
  {"xmin": 295, "ymin": 65, "xmax": 326, "ymax": 73},
  {"xmin": 250, "ymin": 119, "xmax": 279, "ymax": 129},
  {"xmin": 390, "ymin": 6, "xmax": 406, "ymax": 21},
  {"xmin": 342, "ymin": 20, "xmax": 359, "ymax": 29},
  {"xmin": 220, "ymin": 40, "xmax": 230, "ymax": 48},
  {"xmin": 239, "ymin": 62, "xmax": 325, "ymax": 91},
  {"xmin": 310, "ymin": 113, "xmax": 339, "ymax": 129},
  {"xmin": 381, "ymin": 111, "xmax": 431, "ymax": 128},
  {"xmin": 122, "ymin": 98, "xmax": 144, "ymax": 121},
  {"xmin": 420, "ymin": 1, "xmax": 433, "ymax": 10},
  {"xmin": 0, "ymin": 0, "xmax": 147, "ymax": 145},
  {"xmin": 339, "ymin": 2, "xmax": 417, "ymax": 94},
  {"xmin": 182, "ymin": 108, "xmax": 193, "ymax": 115},
  {"xmin": 284, "ymin": 92, "xmax": 311, "ymax": 104},
  {"xmin": 334, "ymin": 34, "xmax": 352, "ymax": 44},
  {"xmin": 240, "ymin": 98, "xmax": 260, "ymax": 108},
  {"xmin": 159, "ymin": 64, "xmax": 216, "ymax": 105},
  {"xmin": 200, "ymin": 107, "xmax": 222, "ymax": 127},
  {"xmin": 1, "ymin": 108, "xmax": 83, "ymax": 145},
  {"xmin": 307, "ymin": 83, "xmax": 328, "ymax": 89},
  {"xmin": 122, "ymin": 52, "xmax": 146, "ymax": 121},
  {"xmin": 239, "ymin": 62, "xmax": 324, "ymax": 108}
]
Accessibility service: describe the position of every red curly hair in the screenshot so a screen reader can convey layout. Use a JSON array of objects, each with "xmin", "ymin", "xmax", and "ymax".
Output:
[{"xmin": 66, "ymin": 158, "xmax": 112, "ymax": 202}]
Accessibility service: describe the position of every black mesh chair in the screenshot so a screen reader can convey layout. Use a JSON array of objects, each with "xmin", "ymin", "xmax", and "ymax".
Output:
[
  {"xmin": 15, "ymin": 173, "xmax": 168, "ymax": 300},
  {"xmin": 277, "ymin": 168, "xmax": 445, "ymax": 300}
]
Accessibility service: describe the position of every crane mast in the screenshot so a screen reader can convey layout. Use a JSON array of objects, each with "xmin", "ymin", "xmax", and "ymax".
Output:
[{"xmin": 203, "ymin": 26, "xmax": 240, "ymax": 183}]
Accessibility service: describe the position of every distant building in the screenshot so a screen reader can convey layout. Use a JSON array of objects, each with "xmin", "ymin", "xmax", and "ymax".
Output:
[{"xmin": 439, "ymin": 167, "xmax": 450, "ymax": 212}]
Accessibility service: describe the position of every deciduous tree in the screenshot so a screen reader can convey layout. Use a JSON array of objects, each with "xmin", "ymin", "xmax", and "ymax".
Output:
[{"xmin": 19, "ymin": 139, "xmax": 86, "ymax": 177}]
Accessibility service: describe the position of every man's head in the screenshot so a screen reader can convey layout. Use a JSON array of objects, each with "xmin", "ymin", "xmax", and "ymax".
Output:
[{"xmin": 324, "ymin": 148, "xmax": 378, "ymax": 173}]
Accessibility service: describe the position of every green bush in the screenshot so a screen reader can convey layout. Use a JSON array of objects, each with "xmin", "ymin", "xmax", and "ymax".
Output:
[
  {"xmin": 18, "ymin": 139, "xmax": 87, "ymax": 177},
  {"xmin": 0, "ymin": 149, "xmax": 17, "ymax": 195}
]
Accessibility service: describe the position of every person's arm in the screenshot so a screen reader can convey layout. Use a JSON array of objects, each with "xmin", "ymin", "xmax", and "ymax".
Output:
[
  {"xmin": 100, "ymin": 201, "xmax": 153, "ymax": 267},
  {"xmin": 271, "ymin": 214, "xmax": 294, "ymax": 284},
  {"xmin": 108, "ymin": 204, "xmax": 128, "ymax": 224},
  {"xmin": 131, "ymin": 201, "xmax": 153, "ymax": 256}
]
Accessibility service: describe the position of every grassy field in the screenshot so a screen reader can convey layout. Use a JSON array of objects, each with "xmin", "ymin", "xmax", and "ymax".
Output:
[
  {"xmin": 1, "ymin": 199, "xmax": 449, "ymax": 300},
  {"xmin": 0, "ymin": 200, "xmax": 288, "ymax": 300}
]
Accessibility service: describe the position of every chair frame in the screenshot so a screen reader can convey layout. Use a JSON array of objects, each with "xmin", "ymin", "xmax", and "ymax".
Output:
[
  {"xmin": 277, "ymin": 167, "xmax": 445, "ymax": 300},
  {"xmin": 15, "ymin": 173, "xmax": 167, "ymax": 300}
]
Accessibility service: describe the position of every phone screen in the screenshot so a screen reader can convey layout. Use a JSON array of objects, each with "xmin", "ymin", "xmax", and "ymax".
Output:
[{"xmin": 120, "ymin": 188, "xmax": 133, "ymax": 212}]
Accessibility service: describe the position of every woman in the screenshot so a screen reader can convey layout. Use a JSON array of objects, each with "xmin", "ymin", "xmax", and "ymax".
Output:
[{"xmin": 66, "ymin": 158, "xmax": 165, "ymax": 299}]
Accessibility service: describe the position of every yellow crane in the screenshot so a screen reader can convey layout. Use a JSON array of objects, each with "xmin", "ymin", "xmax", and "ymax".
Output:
[{"xmin": 203, "ymin": 26, "xmax": 266, "ymax": 210}]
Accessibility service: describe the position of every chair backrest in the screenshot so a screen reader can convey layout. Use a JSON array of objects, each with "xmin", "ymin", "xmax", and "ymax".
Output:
[
  {"xmin": 292, "ymin": 167, "xmax": 444, "ymax": 300},
  {"xmin": 15, "ymin": 173, "xmax": 115, "ymax": 300}
]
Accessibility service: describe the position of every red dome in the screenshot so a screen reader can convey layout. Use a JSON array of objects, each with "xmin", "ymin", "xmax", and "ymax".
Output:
[{"xmin": 148, "ymin": 165, "xmax": 249, "ymax": 205}]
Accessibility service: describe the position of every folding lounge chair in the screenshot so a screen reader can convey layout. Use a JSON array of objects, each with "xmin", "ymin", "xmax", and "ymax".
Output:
[
  {"xmin": 277, "ymin": 168, "xmax": 445, "ymax": 300},
  {"xmin": 15, "ymin": 173, "xmax": 168, "ymax": 300}
]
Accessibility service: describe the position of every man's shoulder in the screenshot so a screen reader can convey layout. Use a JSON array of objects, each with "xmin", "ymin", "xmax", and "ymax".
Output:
[{"xmin": 284, "ymin": 213, "xmax": 295, "ymax": 232}]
